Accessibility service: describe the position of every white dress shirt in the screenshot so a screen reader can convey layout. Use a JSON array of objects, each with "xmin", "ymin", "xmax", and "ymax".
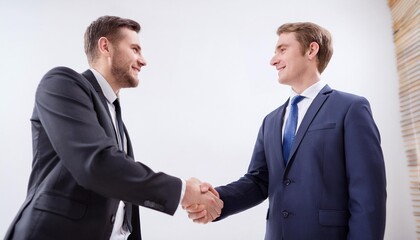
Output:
[{"xmin": 282, "ymin": 81, "xmax": 327, "ymax": 140}]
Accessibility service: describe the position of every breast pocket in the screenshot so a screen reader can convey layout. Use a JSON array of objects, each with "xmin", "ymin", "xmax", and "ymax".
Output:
[
  {"xmin": 304, "ymin": 122, "xmax": 338, "ymax": 156},
  {"xmin": 307, "ymin": 122, "xmax": 336, "ymax": 132}
]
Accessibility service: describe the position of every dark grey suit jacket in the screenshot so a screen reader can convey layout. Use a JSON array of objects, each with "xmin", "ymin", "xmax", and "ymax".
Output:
[{"xmin": 5, "ymin": 67, "xmax": 182, "ymax": 240}]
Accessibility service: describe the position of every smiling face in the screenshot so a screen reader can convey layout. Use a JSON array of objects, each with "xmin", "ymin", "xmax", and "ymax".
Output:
[
  {"xmin": 270, "ymin": 32, "xmax": 311, "ymax": 87},
  {"xmin": 109, "ymin": 28, "xmax": 147, "ymax": 89}
]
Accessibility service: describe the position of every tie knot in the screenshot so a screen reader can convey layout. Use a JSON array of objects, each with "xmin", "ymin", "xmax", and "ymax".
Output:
[
  {"xmin": 290, "ymin": 95, "xmax": 304, "ymax": 106},
  {"xmin": 113, "ymin": 99, "xmax": 121, "ymax": 110},
  {"xmin": 113, "ymin": 98, "xmax": 122, "ymax": 118}
]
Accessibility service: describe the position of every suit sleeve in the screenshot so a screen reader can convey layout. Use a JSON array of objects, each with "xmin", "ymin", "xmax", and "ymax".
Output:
[
  {"xmin": 344, "ymin": 97, "xmax": 386, "ymax": 239},
  {"xmin": 35, "ymin": 67, "xmax": 182, "ymax": 215},
  {"xmin": 215, "ymin": 119, "xmax": 269, "ymax": 220}
]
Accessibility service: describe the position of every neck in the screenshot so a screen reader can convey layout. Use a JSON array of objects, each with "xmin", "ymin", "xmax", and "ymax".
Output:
[
  {"xmin": 291, "ymin": 71, "xmax": 320, "ymax": 94},
  {"xmin": 91, "ymin": 62, "xmax": 120, "ymax": 95}
]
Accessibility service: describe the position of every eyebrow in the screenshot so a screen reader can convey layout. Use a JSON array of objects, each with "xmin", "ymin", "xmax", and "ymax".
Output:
[
  {"xmin": 275, "ymin": 44, "xmax": 289, "ymax": 52},
  {"xmin": 132, "ymin": 44, "xmax": 141, "ymax": 51}
]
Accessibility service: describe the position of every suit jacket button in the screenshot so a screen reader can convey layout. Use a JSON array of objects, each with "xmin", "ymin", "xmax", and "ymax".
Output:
[
  {"xmin": 110, "ymin": 214, "xmax": 116, "ymax": 224},
  {"xmin": 282, "ymin": 211, "xmax": 289, "ymax": 218},
  {"xmin": 284, "ymin": 179, "xmax": 291, "ymax": 186}
]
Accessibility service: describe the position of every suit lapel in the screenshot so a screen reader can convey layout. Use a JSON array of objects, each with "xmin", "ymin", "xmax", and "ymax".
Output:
[
  {"xmin": 81, "ymin": 70, "xmax": 134, "ymax": 158},
  {"xmin": 82, "ymin": 70, "xmax": 109, "ymax": 109},
  {"xmin": 286, "ymin": 85, "xmax": 333, "ymax": 168},
  {"xmin": 81, "ymin": 70, "xmax": 120, "ymax": 146},
  {"xmin": 276, "ymin": 101, "xmax": 289, "ymax": 168}
]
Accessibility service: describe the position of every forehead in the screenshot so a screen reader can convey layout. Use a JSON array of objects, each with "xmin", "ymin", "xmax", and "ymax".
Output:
[
  {"xmin": 117, "ymin": 28, "xmax": 140, "ymax": 45},
  {"xmin": 276, "ymin": 32, "xmax": 298, "ymax": 46}
]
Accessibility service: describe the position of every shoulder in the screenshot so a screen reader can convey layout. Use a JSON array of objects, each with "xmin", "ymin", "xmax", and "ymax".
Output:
[
  {"xmin": 326, "ymin": 89, "xmax": 374, "ymax": 119},
  {"xmin": 267, "ymin": 105, "xmax": 283, "ymax": 118},
  {"xmin": 45, "ymin": 66, "xmax": 80, "ymax": 75},
  {"xmin": 260, "ymin": 104, "xmax": 284, "ymax": 128},
  {"xmin": 328, "ymin": 89, "xmax": 369, "ymax": 105},
  {"xmin": 37, "ymin": 66, "xmax": 94, "ymax": 98},
  {"xmin": 40, "ymin": 66, "xmax": 91, "ymax": 89},
  {"xmin": 42, "ymin": 66, "xmax": 84, "ymax": 81}
]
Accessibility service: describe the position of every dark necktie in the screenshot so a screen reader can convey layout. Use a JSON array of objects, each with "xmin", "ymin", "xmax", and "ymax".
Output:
[
  {"xmin": 283, "ymin": 95, "xmax": 304, "ymax": 164},
  {"xmin": 113, "ymin": 98, "xmax": 124, "ymax": 150},
  {"xmin": 113, "ymin": 98, "xmax": 132, "ymax": 231}
]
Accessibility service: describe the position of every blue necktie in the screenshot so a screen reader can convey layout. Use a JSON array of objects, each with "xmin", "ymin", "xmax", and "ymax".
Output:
[
  {"xmin": 113, "ymin": 99, "xmax": 124, "ymax": 150},
  {"xmin": 283, "ymin": 95, "xmax": 304, "ymax": 164}
]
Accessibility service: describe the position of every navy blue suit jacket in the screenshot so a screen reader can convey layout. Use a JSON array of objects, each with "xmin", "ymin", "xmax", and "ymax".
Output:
[
  {"xmin": 5, "ymin": 67, "xmax": 182, "ymax": 240},
  {"xmin": 216, "ymin": 85, "xmax": 386, "ymax": 240}
]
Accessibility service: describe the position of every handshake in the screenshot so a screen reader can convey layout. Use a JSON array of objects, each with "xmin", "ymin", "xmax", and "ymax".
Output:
[{"xmin": 181, "ymin": 178, "xmax": 223, "ymax": 224}]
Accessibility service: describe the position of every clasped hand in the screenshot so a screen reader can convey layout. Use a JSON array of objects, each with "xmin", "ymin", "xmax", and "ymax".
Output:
[{"xmin": 181, "ymin": 178, "xmax": 222, "ymax": 224}]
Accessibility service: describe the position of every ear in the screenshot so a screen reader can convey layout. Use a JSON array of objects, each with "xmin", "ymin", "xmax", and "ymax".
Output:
[
  {"xmin": 97, "ymin": 37, "xmax": 111, "ymax": 57},
  {"xmin": 307, "ymin": 42, "xmax": 319, "ymax": 60}
]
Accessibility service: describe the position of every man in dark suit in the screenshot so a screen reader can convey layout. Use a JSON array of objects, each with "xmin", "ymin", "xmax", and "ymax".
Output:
[
  {"xmin": 5, "ymin": 15, "xmax": 222, "ymax": 240},
  {"xmin": 188, "ymin": 22, "xmax": 386, "ymax": 239}
]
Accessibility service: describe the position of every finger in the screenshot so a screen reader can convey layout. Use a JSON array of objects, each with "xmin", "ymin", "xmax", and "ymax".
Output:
[
  {"xmin": 202, "ymin": 192, "xmax": 223, "ymax": 215},
  {"xmin": 200, "ymin": 183, "xmax": 211, "ymax": 193},
  {"xmin": 206, "ymin": 192, "xmax": 223, "ymax": 211},
  {"xmin": 186, "ymin": 204, "xmax": 205, "ymax": 213},
  {"xmin": 206, "ymin": 204, "xmax": 221, "ymax": 221},
  {"xmin": 206, "ymin": 209, "xmax": 216, "ymax": 221},
  {"xmin": 215, "ymin": 198, "xmax": 224, "ymax": 212},
  {"xmin": 183, "ymin": 204, "xmax": 202, "ymax": 211},
  {"xmin": 188, "ymin": 210, "xmax": 207, "ymax": 220},
  {"xmin": 185, "ymin": 204, "xmax": 197, "ymax": 211},
  {"xmin": 207, "ymin": 185, "xmax": 220, "ymax": 198},
  {"xmin": 193, "ymin": 215, "xmax": 209, "ymax": 224}
]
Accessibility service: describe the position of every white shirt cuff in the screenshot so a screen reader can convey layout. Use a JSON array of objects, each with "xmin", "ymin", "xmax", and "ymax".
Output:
[{"xmin": 178, "ymin": 179, "xmax": 186, "ymax": 208}]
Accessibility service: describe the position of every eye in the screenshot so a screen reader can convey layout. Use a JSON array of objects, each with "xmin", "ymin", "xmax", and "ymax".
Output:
[{"xmin": 133, "ymin": 48, "xmax": 138, "ymax": 53}]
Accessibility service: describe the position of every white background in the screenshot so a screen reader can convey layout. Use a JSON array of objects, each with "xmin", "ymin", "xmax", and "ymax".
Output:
[{"xmin": 0, "ymin": 0, "xmax": 415, "ymax": 239}]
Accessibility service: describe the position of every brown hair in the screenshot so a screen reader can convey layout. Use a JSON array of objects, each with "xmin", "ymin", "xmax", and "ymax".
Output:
[
  {"xmin": 277, "ymin": 22, "xmax": 333, "ymax": 73},
  {"xmin": 84, "ymin": 15, "xmax": 141, "ymax": 64}
]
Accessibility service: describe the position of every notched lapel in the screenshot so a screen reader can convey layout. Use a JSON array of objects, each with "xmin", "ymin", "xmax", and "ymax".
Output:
[
  {"xmin": 82, "ymin": 70, "xmax": 134, "ymax": 158},
  {"xmin": 82, "ymin": 70, "xmax": 109, "ymax": 108},
  {"xmin": 275, "ymin": 101, "xmax": 288, "ymax": 169},
  {"xmin": 81, "ymin": 70, "xmax": 119, "ymax": 144},
  {"xmin": 286, "ymin": 85, "xmax": 333, "ymax": 167}
]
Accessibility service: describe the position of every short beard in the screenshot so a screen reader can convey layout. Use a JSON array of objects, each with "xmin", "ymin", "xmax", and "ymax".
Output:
[
  {"xmin": 111, "ymin": 53, "xmax": 139, "ymax": 88},
  {"xmin": 111, "ymin": 61, "xmax": 138, "ymax": 89}
]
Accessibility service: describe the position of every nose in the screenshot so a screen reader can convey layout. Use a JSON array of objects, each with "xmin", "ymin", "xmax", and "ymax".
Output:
[
  {"xmin": 138, "ymin": 54, "xmax": 147, "ymax": 67},
  {"xmin": 270, "ymin": 54, "xmax": 278, "ymax": 66}
]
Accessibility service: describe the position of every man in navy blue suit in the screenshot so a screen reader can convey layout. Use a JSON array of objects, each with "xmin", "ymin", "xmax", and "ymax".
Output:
[{"xmin": 188, "ymin": 22, "xmax": 386, "ymax": 239}]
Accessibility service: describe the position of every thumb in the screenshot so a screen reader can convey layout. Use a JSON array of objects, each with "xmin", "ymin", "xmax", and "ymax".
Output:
[
  {"xmin": 200, "ymin": 182, "xmax": 212, "ymax": 193},
  {"xmin": 200, "ymin": 182, "xmax": 219, "ymax": 198}
]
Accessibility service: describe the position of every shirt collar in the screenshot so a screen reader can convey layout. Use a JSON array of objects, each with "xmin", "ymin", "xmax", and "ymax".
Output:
[
  {"xmin": 289, "ymin": 80, "xmax": 327, "ymax": 101},
  {"xmin": 90, "ymin": 68, "xmax": 118, "ymax": 104}
]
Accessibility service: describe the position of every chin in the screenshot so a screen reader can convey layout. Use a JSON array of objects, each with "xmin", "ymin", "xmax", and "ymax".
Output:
[
  {"xmin": 278, "ymin": 78, "xmax": 286, "ymax": 85},
  {"xmin": 129, "ymin": 80, "xmax": 139, "ymax": 88},
  {"xmin": 128, "ymin": 74, "xmax": 139, "ymax": 87}
]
